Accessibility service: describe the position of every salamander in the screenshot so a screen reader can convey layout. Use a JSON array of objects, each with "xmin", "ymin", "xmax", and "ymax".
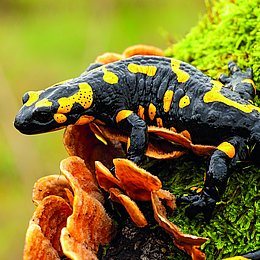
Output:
[{"xmin": 14, "ymin": 47, "xmax": 260, "ymax": 220}]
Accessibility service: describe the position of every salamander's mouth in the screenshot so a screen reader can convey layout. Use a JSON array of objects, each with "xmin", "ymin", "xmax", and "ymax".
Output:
[
  {"xmin": 14, "ymin": 117, "xmax": 66, "ymax": 134},
  {"xmin": 14, "ymin": 119, "xmax": 30, "ymax": 134},
  {"xmin": 14, "ymin": 117, "xmax": 53, "ymax": 135},
  {"xmin": 14, "ymin": 108, "xmax": 58, "ymax": 135},
  {"xmin": 14, "ymin": 111, "xmax": 30, "ymax": 134}
]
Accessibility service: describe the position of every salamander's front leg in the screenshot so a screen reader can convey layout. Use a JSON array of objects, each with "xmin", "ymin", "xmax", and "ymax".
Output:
[
  {"xmin": 115, "ymin": 110, "xmax": 148, "ymax": 164},
  {"xmin": 177, "ymin": 136, "xmax": 247, "ymax": 221},
  {"xmin": 219, "ymin": 61, "xmax": 256, "ymax": 101}
]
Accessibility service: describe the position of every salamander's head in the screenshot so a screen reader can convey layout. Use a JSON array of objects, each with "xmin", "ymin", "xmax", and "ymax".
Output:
[{"xmin": 14, "ymin": 80, "xmax": 94, "ymax": 135}]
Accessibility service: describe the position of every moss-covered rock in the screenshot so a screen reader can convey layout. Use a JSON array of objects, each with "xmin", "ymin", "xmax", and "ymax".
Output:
[
  {"xmin": 152, "ymin": 157, "xmax": 259, "ymax": 259},
  {"xmin": 163, "ymin": 0, "xmax": 260, "ymax": 259}
]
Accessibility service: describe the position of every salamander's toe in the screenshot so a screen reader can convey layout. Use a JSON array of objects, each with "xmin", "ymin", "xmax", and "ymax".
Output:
[
  {"xmin": 219, "ymin": 73, "xmax": 231, "ymax": 84},
  {"xmin": 228, "ymin": 61, "xmax": 241, "ymax": 74}
]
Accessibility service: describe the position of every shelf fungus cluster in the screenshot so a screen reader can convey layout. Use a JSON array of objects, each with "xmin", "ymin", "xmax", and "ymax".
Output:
[
  {"xmin": 24, "ymin": 123, "xmax": 210, "ymax": 260},
  {"xmin": 95, "ymin": 159, "xmax": 208, "ymax": 260},
  {"xmin": 24, "ymin": 156, "xmax": 113, "ymax": 260}
]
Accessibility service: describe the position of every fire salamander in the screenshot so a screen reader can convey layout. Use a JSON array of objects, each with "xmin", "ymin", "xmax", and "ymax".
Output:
[{"xmin": 14, "ymin": 48, "xmax": 260, "ymax": 220}]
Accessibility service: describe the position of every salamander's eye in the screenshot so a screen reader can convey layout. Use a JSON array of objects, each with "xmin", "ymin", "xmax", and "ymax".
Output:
[
  {"xmin": 34, "ymin": 109, "xmax": 53, "ymax": 123},
  {"xmin": 22, "ymin": 92, "xmax": 29, "ymax": 105}
]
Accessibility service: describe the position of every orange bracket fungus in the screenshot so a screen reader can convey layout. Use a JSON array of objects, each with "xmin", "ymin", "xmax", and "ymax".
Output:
[
  {"xmin": 64, "ymin": 122, "xmax": 215, "ymax": 164},
  {"xmin": 95, "ymin": 44, "xmax": 164, "ymax": 64},
  {"xmin": 95, "ymin": 158, "xmax": 208, "ymax": 259},
  {"xmin": 60, "ymin": 156, "xmax": 113, "ymax": 259},
  {"xmin": 24, "ymin": 156, "xmax": 113, "ymax": 260},
  {"xmin": 32, "ymin": 175, "xmax": 72, "ymax": 206},
  {"xmin": 63, "ymin": 124, "xmax": 125, "ymax": 172},
  {"xmin": 61, "ymin": 118, "xmax": 212, "ymax": 259},
  {"xmin": 151, "ymin": 192, "xmax": 208, "ymax": 260},
  {"xmin": 25, "ymin": 114, "xmax": 213, "ymax": 259},
  {"xmin": 23, "ymin": 195, "xmax": 72, "ymax": 259}
]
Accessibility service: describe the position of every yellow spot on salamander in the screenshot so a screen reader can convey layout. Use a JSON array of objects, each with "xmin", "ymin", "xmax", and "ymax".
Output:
[
  {"xmin": 148, "ymin": 103, "xmax": 156, "ymax": 120},
  {"xmin": 217, "ymin": 142, "xmax": 235, "ymax": 158},
  {"xmin": 204, "ymin": 81, "xmax": 260, "ymax": 113},
  {"xmin": 225, "ymin": 255, "xmax": 251, "ymax": 260},
  {"xmin": 128, "ymin": 63, "xmax": 157, "ymax": 76},
  {"xmin": 156, "ymin": 118, "xmax": 163, "ymax": 127},
  {"xmin": 35, "ymin": 98, "xmax": 52, "ymax": 108},
  {"xmin": 211, "ymin": 80, "xmax": 224, "ymax": 88},
  {"xmin": 163, "ymin": 89, "xmax": 174, "ymax": 112},
  {"xmin": 223, "ymin": 256, "xmax": 249, "ymax": 260},
  {"xmin": 89, "ymin": 123, "xmax": 108, "ymax": 145},
  {"xmin": 95, "ymin": 134, "xmax": 108, "ymax": 145},
  {"xmin": 197, "ymin": 188, "xmax": 203, "ymax": 193},
  {"xmin": 138, "ymin": 105, "xmax": 145, "ymax": 120},
  {"xmin": 102, "ymin": 67, "xmax": 119, "ymax": 84},
  {"xmin": 57, "ymin": 82, "xmax": 93, "ymax": 114},
  {"xmin": 242, "ymin": 78, "xmax": 257, "ymax": 94},
  {"xmin": 127, "ymin": 137, "xmax": 131, "ymax": 151},
  {"xmin": 171, "ymin": 59, "xmax": 190, "ymax": 83},
  {"xmin": 190, "ymin": 187, "xmax": 203, "ymax": 193},
  {"xmin": 116, "ymin": 110, "xmax": 133, "ymax": 123},
  {"xmin": 54, "ymin": 113, "xmax": 67, "ymax": 124},
  {"xmin": 24, "ymin": 91, "xmax": 43, "ymax": 107},
  {"xmin": 179, "ymin": 95, "xmax": 190, "ymax": 108}
]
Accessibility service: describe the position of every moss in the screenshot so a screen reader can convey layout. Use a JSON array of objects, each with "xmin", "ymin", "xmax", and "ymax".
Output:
[
  {"xmin": 166, "ymin": 0, "xmax": 260, "ymax": 86},
  {"xmin": 150, "ymin": 157, "xmax": 259, "ymax": 259},
  {"xmin": 161, "ymin": 0, "xmax": 260, "ymax": 258}
]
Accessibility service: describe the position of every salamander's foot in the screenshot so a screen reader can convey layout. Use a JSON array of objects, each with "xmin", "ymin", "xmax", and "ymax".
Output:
[
  {"xmin": 177, "ymin": 189, "xmax": 216, "ymax": 222},
  {"xmin": 228, "ymin": 61, "xmax": 242, "ymax": 74},
  {"xmin": 219, "ymin": 61, "xmax": 256, "ymax": 101},
  {"xmin": 219, "ymin": 61, "xmax": 252, "ymax": 83},
  {"xmin": 127, "ymin": 155, "xmax": 143, "ymax": 165}
]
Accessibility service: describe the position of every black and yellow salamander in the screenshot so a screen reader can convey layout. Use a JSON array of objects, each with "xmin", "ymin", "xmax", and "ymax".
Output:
[{"xmin": 14, "ymin": 48, "xmax": 260, "ymax": 220}]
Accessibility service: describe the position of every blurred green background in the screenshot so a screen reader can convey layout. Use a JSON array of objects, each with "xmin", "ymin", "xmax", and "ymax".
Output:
[{"xmin": 0, "ymin": 0, "xmax": 205, "ymax": 259}]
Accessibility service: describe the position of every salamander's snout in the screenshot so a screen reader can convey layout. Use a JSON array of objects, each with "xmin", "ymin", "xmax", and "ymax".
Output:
[
  {"xmin": 14, "ymin": 108, "xmax": 30, "ymax": 134},
  {"xmin": 14, "ymin": 89, "xmax": 59, "ymax": 135},
  {"xmin": 14, "ymin": 93, "xmax": 55, "ymax": 135}
]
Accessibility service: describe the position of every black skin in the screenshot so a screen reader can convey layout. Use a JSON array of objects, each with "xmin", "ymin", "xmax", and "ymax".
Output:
[
  {"xmin": 14, "ymin": 56, "xmax": 260, "ymax": 220},
  {"xmin": 242, "ymin": 249, "xmax": 260, "ymax": 260}
]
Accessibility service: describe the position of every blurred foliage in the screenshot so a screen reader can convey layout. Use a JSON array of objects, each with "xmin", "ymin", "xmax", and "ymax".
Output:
[{"xmin": 0, "ymin": 0, "xmax": 205, "ymax": 259}]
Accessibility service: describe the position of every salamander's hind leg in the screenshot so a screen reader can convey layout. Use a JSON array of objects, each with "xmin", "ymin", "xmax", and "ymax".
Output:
[
  {"xmin": 177, "ymin": 136, "xmax": 248, "ymax": 221},
  {"xmin": 219, "ymin": 61, "xmax": 256, "ymax": 101}
]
